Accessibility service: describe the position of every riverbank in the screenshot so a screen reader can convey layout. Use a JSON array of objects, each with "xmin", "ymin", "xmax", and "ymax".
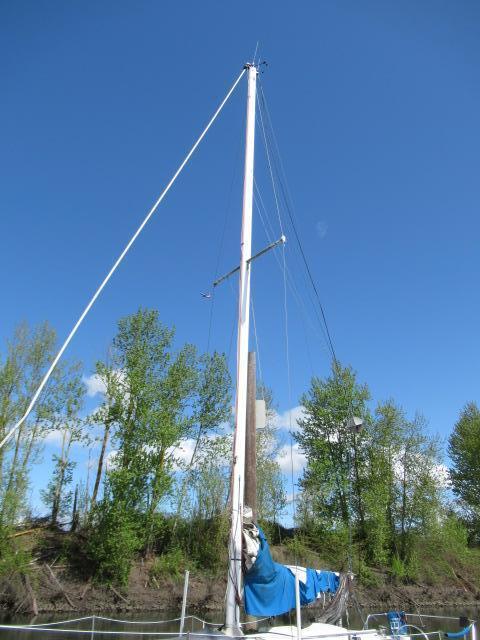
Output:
[
  {"xmin": 2, "ymin": 528, "xmax": 480, "ymax": 616},
  {"xmin": 2, "ymin": 559, "xmax": 480, "ymax": 616}
]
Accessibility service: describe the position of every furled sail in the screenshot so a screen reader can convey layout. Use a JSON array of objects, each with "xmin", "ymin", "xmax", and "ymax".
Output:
[{"xmin": 243, "ymin": 524, "xmax": 339, "ymax": 617}]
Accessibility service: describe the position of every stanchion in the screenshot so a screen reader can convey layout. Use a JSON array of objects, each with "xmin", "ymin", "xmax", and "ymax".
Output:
[
  {"xmin": 295, "ymin": 573, "xmax": 302, "ymax": 640},
  {"xmin": 179, "ymin": 570, "xmax": 190, "ymax": 635}
]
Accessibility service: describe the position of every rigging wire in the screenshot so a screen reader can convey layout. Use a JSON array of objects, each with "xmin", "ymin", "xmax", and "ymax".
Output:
[
  {"xmin": 256, "ymin": 95, "xmax": 284, "ymax": 235},
  {"xmin": 257, "ymin": 78, "xmax": 362, "ymax": 578},
  {"xmin": 184, "ymin": 115, "xmax": 245, "ymax": 552},
  {"xmin": 252, "ymin": 201, "xmax": 316, "ymax": 393},
  {"xmin": 257, "ymin": 79, "xmax": 339, "ymax": 367},
  {"xmin": 0, "ymin": 67, "xmax": 247, "ymax": 452},
  {"xmin": 282, "ymin": 240, "xmax": 299, "ymax": 542},
  {"xmin": 250, "ymin": 295, "xmax": 265, "ymax": 402},
  {"xmin": 206, "ymin": 111, "xmax": 246, "ymax": 354},
  {"xmin": 256, "ymin": 85, "xmax": 301, "ymax": 553},
  {"xmin": 255, "ymin": 107, "xmax": 335, "ymax": 363},
  {"xmin": 254, "ymin": 180, "xmax": 331, "ymax": 359}
]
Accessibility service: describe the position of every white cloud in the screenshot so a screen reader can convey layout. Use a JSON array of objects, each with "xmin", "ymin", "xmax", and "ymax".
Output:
[
  {"xmin": 393, "ymin": 454, "xmax": 451, "ymax": 489},
  {"xmin": 432, "ymin": 464, "xmax": 451, "ymax": 488},
  {"xmin": 105, "ymin": 449, "xmax": 119, "ymax": 471},
  {"xmin": 276, "ymin": 442, "xmax": 306, "ymax": 474},
  {"xmin": 274, "ymin": 406, "xmax": 305, "ymax": 432},
  {"xmin": 83, "ymin": 373, "xmax": 107, "ymax": 398},
  {"xmin": 43, "ymin": 429, "xmax": 65, "ymax": 446},
  {"xmin": 316, "ymin": 220, "xmax": 328, "ymax": 239},
  {"xmin": 171, "ymin": 439, "xmax": 196, "ymax": 469}
]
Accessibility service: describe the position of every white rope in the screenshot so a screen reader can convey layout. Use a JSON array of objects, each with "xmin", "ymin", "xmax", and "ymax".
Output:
[
  {"xmin": 0, "ymin": 67, "xmax": 246, "ymax": 452},
  {"xmin": 0, "ymin": 627, "xmax": 183, "ymax": 636},
  {"xmin": 26, "ymin": 616, "xmax": 96, "ymax": 627},
  {"xmin": 0, "ymin": 625, "xmax": 384, "ymax": 639},
  {"xmin": 24, "ymin": 615, "xmax": 219, "ymax": 629},
  {"xmin": 37, "ymin": 614, "xmax": 275, "ymax": 629}
]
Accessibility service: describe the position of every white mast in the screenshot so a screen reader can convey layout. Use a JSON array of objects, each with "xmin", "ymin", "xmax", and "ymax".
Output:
[{"xmin": 225, "ymin": 62, "xmax": 257, "ymax": 635}]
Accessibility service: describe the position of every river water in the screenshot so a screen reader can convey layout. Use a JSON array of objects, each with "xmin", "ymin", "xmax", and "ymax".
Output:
[{"xmin": 0, "ymin": 608, "xmax": 478, "ymax": 640}]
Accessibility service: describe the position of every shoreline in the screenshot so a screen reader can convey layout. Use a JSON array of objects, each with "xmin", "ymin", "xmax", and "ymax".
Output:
[{"xmin": 2, "ymin": 563, "xmax": 480, "ymax": 616}]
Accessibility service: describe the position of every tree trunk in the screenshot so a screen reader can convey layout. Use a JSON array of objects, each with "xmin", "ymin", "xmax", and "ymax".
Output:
[
  {"xmin": 91, "ymin": 421, "xmax": 111, "ymax": 505},
  {"xmin": 71, "ymin": 485, "xmax": 79, "ymax": 532},
  {"xmin": 51, "ymin": 463, "xmax": 65, "ymax": 526},
  {"xmin": 352, "ymin": 433, "xmax": 366, "ymax": 539}
]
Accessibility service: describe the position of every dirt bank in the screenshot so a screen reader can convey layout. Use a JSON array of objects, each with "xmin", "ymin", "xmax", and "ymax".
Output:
[{"xmin": 2, "ymin": 560, "xmax": 480, "ymax": 616}]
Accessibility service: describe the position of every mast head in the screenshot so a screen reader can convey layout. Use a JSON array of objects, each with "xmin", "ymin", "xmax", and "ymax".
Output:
[{"xmin": 243, "ymin": 61, "xmax": 267, "ymax": 73}]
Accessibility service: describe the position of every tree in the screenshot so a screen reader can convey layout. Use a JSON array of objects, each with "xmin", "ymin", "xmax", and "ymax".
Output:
[
  {"xmin": 449, "ymin": 402, "xmax": 480, "ymax": 542},
  {"xmin": 172, "ymin": 351, "xmax": 231, "ymax": 522},
  {"xmin": 190, "ymin": 434, "xmax": 231, "ymax": 520},
  {"xmin": 0, "ymin": 323, "xmax": 56, "ymax": 522},
  {"xmin": 256, "ymin": 385, "xmax": 286, "ymax": 524},
  {"xmin": 87, "ymin": 308, "xmax": 231, "ymax": 582},
  {"xmin": 41, "ymin": 362, "xmax": 87, "ymax": 525},
  {"xmin": 295, "ymin": 366, "xmax": 444, "ymax": 569},
  {"xmin": 295, "ymin": 364, "xmax": 371, "ymax": 537},
  {"xmin": 362, "ymin": 400, "xmax": 404, "ymax": 563},
  {"xmin": 0, "ymin": 322, "xmax": 87, "ymax": 526},
  {"xmin": 394, "ymin": 413, "xmax": 443, "ymax": 562}
]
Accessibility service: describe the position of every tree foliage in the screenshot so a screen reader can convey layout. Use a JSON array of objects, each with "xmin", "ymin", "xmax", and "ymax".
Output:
[
  {"xmin": 296, "ymin": 364, "xmax": 445, "ymax": 569},
  {"xmin": 449, "ymin": 402, "xmax": 480, "ymax": 542},
  {"xmin": 256, "ymin": 385, "xmax": 286, "ymax": 524},
  {"xmin": 1, "ymin": 315, "xmax": 479, "ymax": 590},
  {"xmin": 87, "ymin": 308, "xmax": 231, "ymax": 583}
]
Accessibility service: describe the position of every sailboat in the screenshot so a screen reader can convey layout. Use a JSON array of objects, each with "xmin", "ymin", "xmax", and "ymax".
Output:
[{"xmin": 0, "ymin": 60, "xmax": 477, "ymax": 640}]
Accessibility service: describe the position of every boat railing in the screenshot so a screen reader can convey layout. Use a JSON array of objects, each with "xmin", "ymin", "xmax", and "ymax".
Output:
[
  {"xmin": 0, "ymin": 614, "xmax": 476, "ymax": 640},
  {"xmin": 363, "ymin": 612, "xmax": 477, "ymax": 640},
  {"xmin": 0, "ymin": 623, "xmax": 380, "ymax": 639}
]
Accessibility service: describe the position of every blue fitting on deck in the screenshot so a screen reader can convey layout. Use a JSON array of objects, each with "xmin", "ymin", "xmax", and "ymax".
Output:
[{"xmin": 445, "ymin": 627, "xmax": 472, "ymax": 639}]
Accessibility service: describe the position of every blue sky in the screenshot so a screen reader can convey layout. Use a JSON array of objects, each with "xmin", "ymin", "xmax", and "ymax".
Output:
[{"xmin": 1, "ymin": 1, "xmax": 480, "ymax": 519}]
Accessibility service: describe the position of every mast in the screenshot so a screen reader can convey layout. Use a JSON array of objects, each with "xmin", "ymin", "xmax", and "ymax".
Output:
[
  {"xmin": 225, "ymin": 62, "xmax": 257, "ymax": 635},
  {"xmin": 244, "ymin": 351, "xmax": 257, "ymax": 520}
]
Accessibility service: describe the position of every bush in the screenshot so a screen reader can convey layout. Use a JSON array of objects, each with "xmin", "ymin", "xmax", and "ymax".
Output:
[
  {"xmin": 87, "ymin": 501, "xmax": 143, "ymax": 586},
  {"xmin": 0, "ymin": 526, "xmax": 30, "ymax": 578},
  {"xmin": 186, "ymin": 514, "xmax": 229, "ymax": 573},
  {"xmin": 150, "ymin": 547, "xmax": 192, "ymax": 580},
  {"xmin": 356, "ymin": 558, "xmax": 380, "ymax": 587},
  {"xmin": 283, "ymin": 535, "xmax": 319, "ymax": 567},
  {"xmin": 390, "ymin": 554, "xmax": 406, "ymax": 581}
]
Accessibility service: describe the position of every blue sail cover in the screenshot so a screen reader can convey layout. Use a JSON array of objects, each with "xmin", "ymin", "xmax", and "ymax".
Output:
[{"xmin": 243, "ymin": 528, "xmax": 339, "ymax": 616}]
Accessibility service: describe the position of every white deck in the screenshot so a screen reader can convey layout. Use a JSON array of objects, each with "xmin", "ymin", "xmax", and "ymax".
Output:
[{"xmin": 258, "ymin": 622, "xmax": 384, "ymax": 640}]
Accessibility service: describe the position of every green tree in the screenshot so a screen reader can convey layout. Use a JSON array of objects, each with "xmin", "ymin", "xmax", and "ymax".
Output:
[
  {"xmin": 88, "ymin": 308, "xmax": 231, "ymax": 583},
  {"xmin": 41, "ymin": 362, "xmax": 87, "ymax": 525},
  {"xmin": 173, "ymin": 351, "xmax": 231, "ymax": 521},
  {"xmin": 448, "ymin": 402, "xmax": 480, "ymax": 542},
  {"xmin": 394, "ymin": 413, "xmax": 443, "ymax": 562},
  {"xmin": 296, "ymin": 367, "xmax": 444, "ymax": 570},
  {"xmin": 190, "ymin": 434, "xmax": 231, "ymax": 520},
  {"xmin": 362, "ymin": 401, "xmax": 405, "ymax": 563},
  {"xmin": 256, "ymin": 385, "xmax": 286, "ymax": 524},
  {"xmin": 295, "ymin": 364, "xmax": 370, "ymax": 536},
  {"xmin": 0, "ymin": 322, "xmax": 85, "ymax": 525}
]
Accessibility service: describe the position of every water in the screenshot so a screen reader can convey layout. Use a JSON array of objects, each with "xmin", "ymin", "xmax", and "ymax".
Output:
[{"xmin": 0, "ymin": 609, "xmax": 478, "ymax": 640}]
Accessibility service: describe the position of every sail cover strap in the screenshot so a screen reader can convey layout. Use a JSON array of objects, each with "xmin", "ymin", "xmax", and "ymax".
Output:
[{"xmin": 243, "ymin": 527, "xmax": 339, "ymax": 616}]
